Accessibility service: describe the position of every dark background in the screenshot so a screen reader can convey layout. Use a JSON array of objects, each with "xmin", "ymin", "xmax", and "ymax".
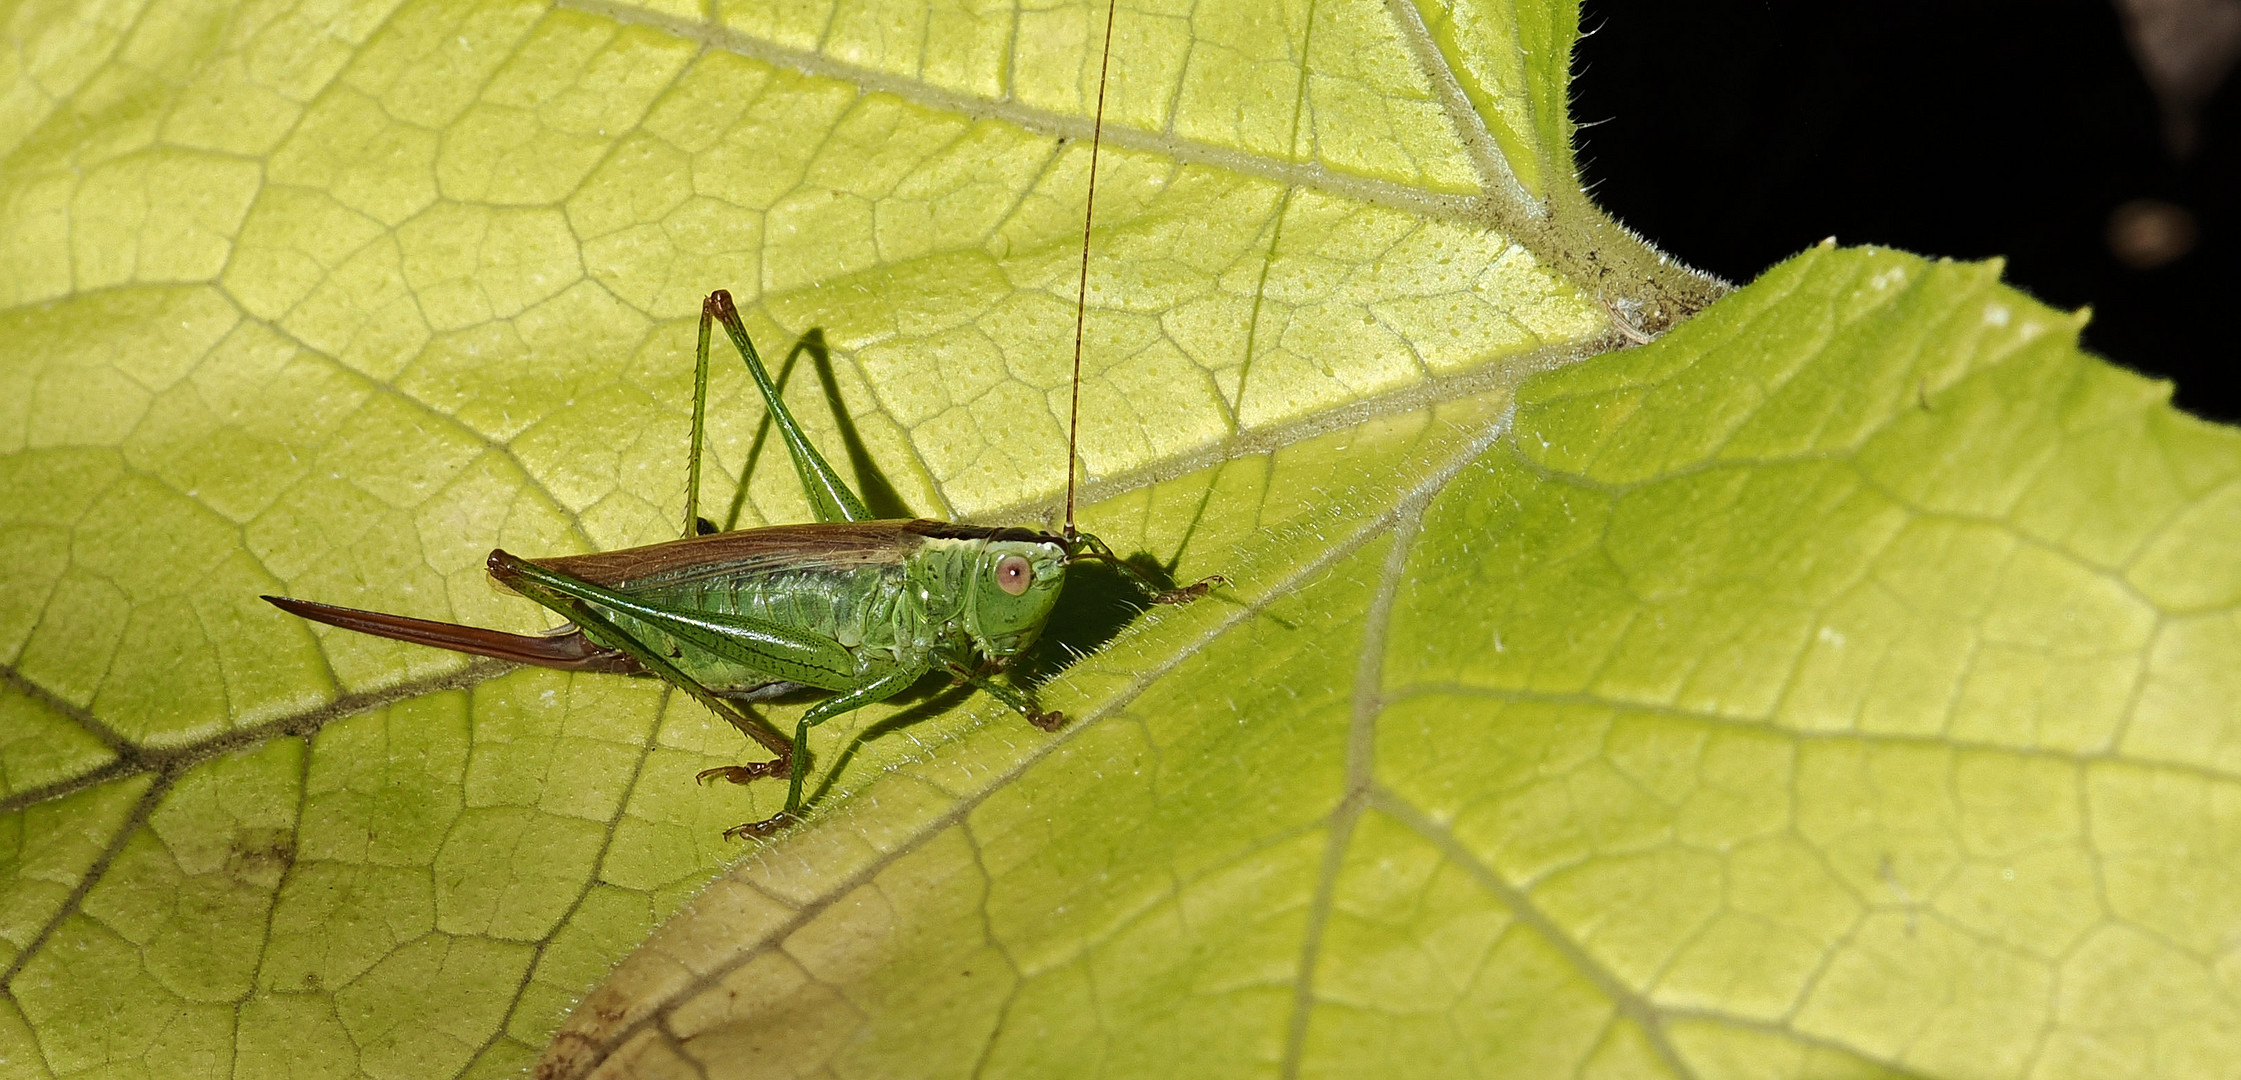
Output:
[{"xmin": 1573, "ymin": 0, "xmax": 2239, "ymax": 423}]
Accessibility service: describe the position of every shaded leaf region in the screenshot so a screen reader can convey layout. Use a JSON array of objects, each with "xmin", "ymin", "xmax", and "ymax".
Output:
[{"xmin": 539, "ymin": 247, "xmax": 2241, "ymax": 1080}]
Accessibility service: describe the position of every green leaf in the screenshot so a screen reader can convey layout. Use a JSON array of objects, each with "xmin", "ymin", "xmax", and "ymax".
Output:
[{"xmin": 4, "ymin": 4, "xmax": 2236, "ymax": 1080}]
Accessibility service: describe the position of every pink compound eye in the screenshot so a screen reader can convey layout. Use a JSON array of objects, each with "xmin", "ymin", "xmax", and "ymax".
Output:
[{"xmin": 996, "ymin": 554, "xmax": 1033, "ymax": 596}]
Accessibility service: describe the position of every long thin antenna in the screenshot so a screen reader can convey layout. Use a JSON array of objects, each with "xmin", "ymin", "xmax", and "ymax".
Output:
[{"xmin": 1066, "ymin": 0, "xmax": 1119, "ymax": 537}]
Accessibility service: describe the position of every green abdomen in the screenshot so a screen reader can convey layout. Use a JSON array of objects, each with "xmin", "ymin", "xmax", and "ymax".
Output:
[{"xmin": 610, "ymin": 562, "xmax": 917, "ymax": 693}]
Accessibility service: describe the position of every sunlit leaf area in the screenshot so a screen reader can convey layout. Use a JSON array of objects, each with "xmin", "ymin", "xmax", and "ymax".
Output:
[{"xmin": 3, "ymin": 1, "xmax": 2234, "ymax": 1078}]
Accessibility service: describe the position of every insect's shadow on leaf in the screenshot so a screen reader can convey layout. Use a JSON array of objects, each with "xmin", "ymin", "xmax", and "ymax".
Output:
[
  {"xmin": 724, "ymin": 328, "xmax": 916, "ymax": 529},
  {"xmin": 1160, "ymin": 476, "xmax": 1221, "ymax": 578},
  {"xmin": 797, "ymin": 555, "xmax": 1200, "ymax": 813},
  {"xmin": 806, "ymin": 680, "xmax": 979, "ymax": 809},
  {"xmin": 1012, "ymin": 556, "xmax": 1173, "ymax": 687}
]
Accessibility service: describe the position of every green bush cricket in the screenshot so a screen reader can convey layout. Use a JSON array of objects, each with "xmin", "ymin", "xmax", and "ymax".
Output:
[{"xmin": 264, "ymin": 1, "xmax": 1218, "ymax": 839}]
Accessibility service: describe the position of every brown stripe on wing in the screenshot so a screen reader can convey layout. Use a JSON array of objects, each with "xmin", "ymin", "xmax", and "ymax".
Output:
[
  {"xmin": 903, "ymin": 519, "xmax": 1062, "ymax": 544},
  {"xmin": 529, "ymin": 519, "xmax": 936, "ymax": 591},
  {"xmin": 263, "ymin": 595, "xmax": 641, "ymax": 673}
]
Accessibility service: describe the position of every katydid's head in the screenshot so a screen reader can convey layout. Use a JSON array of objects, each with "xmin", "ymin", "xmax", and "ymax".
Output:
[{"xmin": 965, "ymin": 536, "xmax": 1070, "ymax": 657}]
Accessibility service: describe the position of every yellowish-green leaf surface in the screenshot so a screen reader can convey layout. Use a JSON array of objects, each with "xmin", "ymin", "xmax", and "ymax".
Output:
[{"xmin": 5, "ymin": 2, "xmax": 2237, "ymax": 1080}]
